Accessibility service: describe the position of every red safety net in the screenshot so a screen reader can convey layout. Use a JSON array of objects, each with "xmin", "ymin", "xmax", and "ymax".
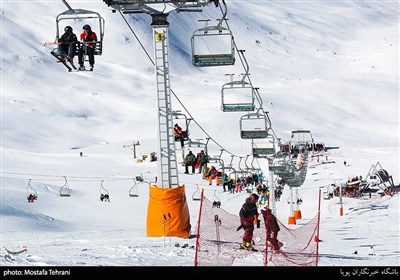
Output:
[{"xmin": 194, "ymin": 193, "xmax": 320, "ymax": 266}]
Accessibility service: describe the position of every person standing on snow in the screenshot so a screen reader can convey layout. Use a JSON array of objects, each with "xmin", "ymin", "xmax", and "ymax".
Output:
[
  {"xmin": 261, "ymin": 207, "xmax": 282, "ymax": 251},
  {"xmin": 238, "ymin": 193, "xmax": 260, "ymax": 251}
]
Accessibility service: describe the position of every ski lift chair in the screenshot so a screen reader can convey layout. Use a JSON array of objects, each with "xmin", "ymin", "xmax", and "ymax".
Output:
[
  {"xmin": 221, "ymin": 80, "xmax": 255, "ymax": 112},
  {"xmin": 54, "ymin": 8, "xmax": 105, "ymax": 63},
  {"xmin": 212, "ymin": 190, "xmax": 221, "ymax": 208},
  {"xmin": 129, "ymin": 179, "xmax": 139, "ymax": 197},
  {"xmin": 252, "ymin": 136, "xmax": 275, "ymax": 157},
  {"xmin": 172, "ymin": 111, "xmax": 191, "ymax": 140},
  {"xmin": 192, "ymin": 184, "xmax": 202, "ymax": 201},
  {"xmin": 240, "ymin": 112, "xmax": 269, "ymax": 139},
  {"xmin": 191, "ymin": 16, "xmax": 235, "ymax": 67},
  {"xmin": 60, "ymin": 176, "xmax": 72, "ymax": 197},
  {"xmin": 27, "ymin": 179, "xmax": 38, "ymax": 202},
  {"xmin": 100, "ymin": 180, "xmax": 110, "ymax": 202}
]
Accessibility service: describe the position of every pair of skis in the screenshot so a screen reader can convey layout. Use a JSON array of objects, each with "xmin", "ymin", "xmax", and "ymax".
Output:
[{"xmin": 51, "ymin": 51, "xmax": 93, "ymax": 72}]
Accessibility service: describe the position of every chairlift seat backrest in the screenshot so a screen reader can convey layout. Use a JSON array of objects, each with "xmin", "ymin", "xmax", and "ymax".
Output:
[
  {"xmin": 55, "ymin": 8, "xmax": 105, "ymax": 57},
  {"xmin": 191, "ymin": 17, "xmax": 235, "ymax": 67}
]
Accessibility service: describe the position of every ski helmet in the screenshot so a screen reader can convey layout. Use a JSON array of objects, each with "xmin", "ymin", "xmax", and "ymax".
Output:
[
  {"xmin": 250, "ymin": 193, "xmax": 259, "ymax": 202},
  {"xmin": 64, "ymin": 26, "xmax": 73, "ymax": 32},
  {"xmin": 83, "ymin": 24, "xmax": 91, "ymax": 30}
]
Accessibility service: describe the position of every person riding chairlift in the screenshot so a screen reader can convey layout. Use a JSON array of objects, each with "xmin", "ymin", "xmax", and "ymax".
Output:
[{"xmin": 173, "ymin": 124, "xmax": 185, "ymax": 148}]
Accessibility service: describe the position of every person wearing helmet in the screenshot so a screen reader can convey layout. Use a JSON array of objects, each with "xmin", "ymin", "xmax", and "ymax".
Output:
[
  {"xmin": 78, "ymin": 24, "xmax": 98, "ymax": 71},
  {"xmin": 238, "ymin": 193, "xmax": 260, "ymax": 251},
  {"xmin": 56, "ymin": 26, "xmax": 77, "ymax": 63}
]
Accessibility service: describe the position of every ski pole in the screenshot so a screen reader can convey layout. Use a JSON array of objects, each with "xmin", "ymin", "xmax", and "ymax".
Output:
[
  {"xmin": 168, "ymin": 213, "xmax": 172, "ymax": 247},
  {"xmin": 163, "ymin": 214, "xmax": 167, "ymax": 247},
  {"xmin": 214, "ymin": 215, "xmax": 221, "ymax": 254}
]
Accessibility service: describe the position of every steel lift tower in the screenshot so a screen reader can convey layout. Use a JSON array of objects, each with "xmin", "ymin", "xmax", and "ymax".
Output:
[{"xmin": 103, "ymin": 0, "xmax": 219, "ymax": 237}]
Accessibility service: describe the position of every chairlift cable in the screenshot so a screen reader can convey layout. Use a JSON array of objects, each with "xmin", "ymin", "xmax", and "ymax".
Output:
[
  {"xmin": 115, "ymin": 9, "xmax": 240, "ymax": 156},
  {"xmin": 111, "ymin": 1, "xmax": 281, "ymax": 166},
  {"xmin": 118, "ymin": 10, "xmax": 154, "ymax": 65}
]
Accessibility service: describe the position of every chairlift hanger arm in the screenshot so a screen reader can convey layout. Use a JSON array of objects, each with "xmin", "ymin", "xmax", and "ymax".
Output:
[
  {"xmin": 62, "ymin": 176, "xmax": 68, "ymax": 187},
  {"xmin": 253, "ymin": 88, "xmax": 263, "ymax": 109},
  {"xmin": 100, "ymin": 180, "xmax": 110, "ymax": 194},
  {"xmin": 237, "ymin": 156, "xmax": 244, "ymax": 172},
  {"xmin": 218, "ymin": 149, "xmax": 224, "ymax": 167},
  {"xmin": 244, "ymin": 155, "xmax": 250, "ymax": 169},
  {"xmin": 27, "ymin": 179, "xmax": 38, "ymax": 197},
  {"xmin": 61, "ymin": 0, "xmax": 73, "ymax": 11},
  {"xmin": 229, "ymin": 155, "xmax": 234, "ymax": 167},
  {"xmin": 237, "ymin": 50, "xmax": 250, "ymax": 81},
  {"xmin": 215, "ymin": 0, "xmax": 227, "ymax": 29}
]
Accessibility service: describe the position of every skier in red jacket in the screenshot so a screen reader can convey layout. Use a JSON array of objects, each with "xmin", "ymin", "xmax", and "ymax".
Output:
[
  {"xmin": 78, "ymin": 24, "xmax": 97, "ymax": 71},
  {"xmin": 261, "ymin": 208, "xmax": 282, "ymax": 250}
]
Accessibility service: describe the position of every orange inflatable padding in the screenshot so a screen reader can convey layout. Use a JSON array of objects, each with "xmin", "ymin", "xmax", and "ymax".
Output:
[{"xmin": 146, "ymin": 185, "xmax": 191, "ymax": 238}]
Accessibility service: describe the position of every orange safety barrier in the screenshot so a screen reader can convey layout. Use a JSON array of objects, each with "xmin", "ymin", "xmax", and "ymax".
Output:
[{"xmin": 146, "ymin": 185, "xmax": 191, "ymax": 238}]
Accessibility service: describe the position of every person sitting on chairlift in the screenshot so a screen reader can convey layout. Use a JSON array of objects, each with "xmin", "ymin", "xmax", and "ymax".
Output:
[
  {"xmin": 78, "ymin": 24, "xmax": 97, "ymax": 71},
  {"xmin": 100, "ymin": 193, "xmax": 110, "ymax": 202},
  {"xmin": 173, "ymin": 124, "xmax": 185, "ymax": 148},
  {"xmin": 27, "ymin": 193, "xmax": 36, "ymax": 203},
  {"xmin": 56, "ymin": 26, "xmax": 77, "ymax": 63}
]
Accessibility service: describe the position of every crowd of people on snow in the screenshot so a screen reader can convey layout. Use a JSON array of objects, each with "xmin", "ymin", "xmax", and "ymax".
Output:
[{"xmin": 173, "ymin": 124, "xmax": 288, "ymax": 251}]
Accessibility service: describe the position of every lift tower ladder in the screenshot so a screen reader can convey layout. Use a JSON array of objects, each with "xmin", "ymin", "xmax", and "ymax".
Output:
[{"xmin": 152, "ymin": 14, "xmax": 179, "ymax": 188}]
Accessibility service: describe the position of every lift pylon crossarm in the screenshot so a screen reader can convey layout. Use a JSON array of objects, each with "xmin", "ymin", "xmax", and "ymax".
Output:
[{"xmin": 103, "ymin": 0, "xmax": 215, "ymax": 14}]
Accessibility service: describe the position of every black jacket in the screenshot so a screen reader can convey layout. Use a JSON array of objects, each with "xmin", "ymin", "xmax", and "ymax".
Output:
[
  {"xmin": 239, "ymin": 198, "xmax": 258, "ymax": 218},
  {"xmin": 59, "ymin": 32, "xmax": 77, "ymax": 43}
]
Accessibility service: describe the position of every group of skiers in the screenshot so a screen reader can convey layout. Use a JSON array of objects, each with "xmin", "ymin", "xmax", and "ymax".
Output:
[{"xmin": 55, "ymin": 24, "xmax": 98, "ymax": 71}]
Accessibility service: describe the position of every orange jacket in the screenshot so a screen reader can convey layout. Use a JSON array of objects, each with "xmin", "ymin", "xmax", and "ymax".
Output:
[{"xmin": 174, "ymin": 126, "xmax": 183, "ymax": 137}]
